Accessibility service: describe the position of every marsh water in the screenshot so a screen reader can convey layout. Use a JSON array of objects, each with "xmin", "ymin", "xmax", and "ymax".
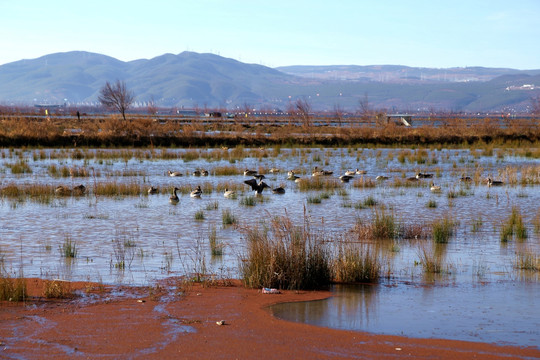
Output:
[{"xmin": 0, "ymin": 147, "xmax": 539, "ymax": 347}]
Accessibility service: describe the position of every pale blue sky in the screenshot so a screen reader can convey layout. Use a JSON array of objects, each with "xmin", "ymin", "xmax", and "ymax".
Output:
[{"xmin": 1, "ymin": 0, "xmax": 539, "ymax": 69}]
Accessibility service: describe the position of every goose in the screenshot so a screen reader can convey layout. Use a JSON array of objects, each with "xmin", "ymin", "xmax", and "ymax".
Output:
[
  {"xmin": 72, "ymin": 184, "xmax": 86, "ymax": 195},
  {"xmin": 487, "ymin": 178, "xmax": 504, "ymax": 186},
  {"xmin": 223, "ymin": 188, "xmax": 236, "ymax": 198},
  {"xmin": 269, "ymin": 168, "xmax": 280, "ymax": 173},
  {"xmin": 192, "ymin": 170, "xmax": 202, "ymax": 176},
  {"xmin": 169, "ymin": 187, "xmax": 180, "ymax": 204},
  {"xmin": 355, "ymin": 169, "xmax": 367, "ymax": 175},
  {"xmin": 272, "ymin": 186, "xmax": 286, "ymax": 194},
  {"xmin": 244, "ymin": 169, "xmax": 258, "ymax": 176},
  {"xmin": 376, "ymin": 175, "xmax": 389, "ymax": 181},
  {"xmin": 429, "ymin": 182, "xmax": 441, "ymax": 192},
  {"xmin": 312, "ymin": 166, "xmax": 333, "ymax": 176},
  {"xmin": 244, "ymin": 179, "xmax": 270, "ymax": 194},
  {"xmin": 168, "ymin": 170, "xmax": 182, "ymax": 177},
  {"xmin": 407, "ymin": 176, "xmax": 419, "ymax": 182},
  {"xmin": 147, "ymin": 186, "xmax": 159, "ymax": 194},
  {"xmin": 54, "ymin": 185, "xmax": 71, "ymax": 196},
  {"xmin": 190, "ymin": 185, "xmax": 203, "ymax": 198},
  {"xmin": 287, "ymin": 171, "xmax": 300, "ymax": 181},
  {"xmin": 339, "ymin": 175, "xmax": 354, "ymax": 183},
  {"xmin": 416, "ymin": 172, "xmax": 434, "ymax": 179},
  {"xmin": 344, "ymin": 170, "xmax": 356, "ymax": 176},
  {"xmin": 253, "ymin": 174, "xmax": 266, "ymax": 181}
]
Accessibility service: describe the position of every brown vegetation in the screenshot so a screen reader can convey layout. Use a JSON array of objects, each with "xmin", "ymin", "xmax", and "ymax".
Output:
[{"xmin": 0, "ymin": 114, "xmax": 539, "ymax": 147}]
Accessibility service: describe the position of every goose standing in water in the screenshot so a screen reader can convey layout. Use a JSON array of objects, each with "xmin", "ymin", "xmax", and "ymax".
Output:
[
  {"xmin": 190, "ymin": 185, "xmax": 203, "ymax": 198},
  {"xmin": 169, "ymin": 187, "xmax": 180, "ymax": 204},
  {"xmin": 223, "ymin": 188, "xmax": 236, "ymax": 198},
  {"xmin": 147, "ymin": 186, "xmax": 159, "ymax": 194},
  {"xmin": 244, "ymin": 178, "xmax": 270, "ymax": 194},
  {"xmin": 168, "ymin": 170, "xmax": 182, "ymax": 177}
]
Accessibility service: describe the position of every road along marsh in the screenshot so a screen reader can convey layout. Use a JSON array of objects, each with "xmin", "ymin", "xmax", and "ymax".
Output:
[{"xmin": 0, "ymin": 145, "xmax": 539, "ymax": 347}]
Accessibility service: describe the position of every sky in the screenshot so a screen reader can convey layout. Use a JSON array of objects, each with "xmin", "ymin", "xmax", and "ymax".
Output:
[{"xmin": 1, "ymin": 0, "xmax": 539, "ymax": 69}]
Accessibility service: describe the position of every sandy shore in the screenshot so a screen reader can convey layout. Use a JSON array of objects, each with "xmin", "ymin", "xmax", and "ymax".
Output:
[{"xmin": 0, "ymin": 278, "xmax": 538, "ymax": 359}]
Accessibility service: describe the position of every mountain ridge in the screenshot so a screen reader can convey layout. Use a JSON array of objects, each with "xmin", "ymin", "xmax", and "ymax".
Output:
[{"xmin": 0, "ymin": 51, "xmax": 538, "ymax": 112}]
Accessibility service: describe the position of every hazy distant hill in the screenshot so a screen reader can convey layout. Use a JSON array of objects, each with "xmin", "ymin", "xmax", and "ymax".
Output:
[{"xmin": 0, "ymin": 51, "xmax": 538, "ymax": 112}]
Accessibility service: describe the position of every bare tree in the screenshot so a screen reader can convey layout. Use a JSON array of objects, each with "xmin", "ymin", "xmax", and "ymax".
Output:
[
  {"xmin": 333, "ymin": 103, "xmax": 344, "ymax": 126},
  {"xmin": 358, "ymin": 92, "xmax": 371, "ymax": 120},
  {"xmin": 98, "ymin": 80, "xmax": 134, "ymax": 121},
  {"xmin": 295, "ymin": 97, "xmax": 312, "ymax": 127}
]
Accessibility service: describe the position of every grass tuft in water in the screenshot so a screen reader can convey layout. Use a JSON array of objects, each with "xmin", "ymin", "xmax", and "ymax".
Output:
[
  {"xmin": 222, "ymin": 209, "xmax": 237, "ymax": 226},
  {"xmin": 194, "ymin": 210, "xmax": 205, "ymax": 221},
  {"xmin": 500, "ymin": 206, "xmax": 527, "ymax": 242},
  {"xmin": 60, "ymin": 235, "xmax": 77, "ymax": 258},
  {"xmin": 514, "ymin": 250, "xmax": 539, "ymax": 271},
  {"xmin": 432, "ymin": 215, "xmax": 455, "ymax": 244},
  {"xmin": 240, "ymin": 214, "xmax": 331, "ymax": 290},
  {"xmin": 333, "ymin": 243, "xmax": 382, "ymax": 283}
]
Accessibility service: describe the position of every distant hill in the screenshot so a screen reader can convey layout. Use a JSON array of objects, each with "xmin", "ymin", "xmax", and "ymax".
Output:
[{"xmin": 0, "ymin": 51, "xmax": 539, "ymax": 112}]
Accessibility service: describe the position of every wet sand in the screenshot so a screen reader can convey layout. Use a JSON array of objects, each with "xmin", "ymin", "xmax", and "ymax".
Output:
[{"xmin": 0, "ymin": 278, "xmax": 538, "ymax": 359}]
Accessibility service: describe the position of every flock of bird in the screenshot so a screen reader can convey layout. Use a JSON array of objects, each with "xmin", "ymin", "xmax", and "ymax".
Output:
[{"xmin": 53, "ymin": 166, "xmax": 504, "ymax": 204}]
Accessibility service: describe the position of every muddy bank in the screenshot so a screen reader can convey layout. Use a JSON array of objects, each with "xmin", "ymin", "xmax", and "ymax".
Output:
[{"xmin": 0, "ymin": 278, "xmax": 538, "ymax": 359}]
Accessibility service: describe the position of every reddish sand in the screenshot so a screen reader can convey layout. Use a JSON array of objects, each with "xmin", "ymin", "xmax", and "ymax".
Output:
[{"xmin": 0, "ymin": 278, "xmax": 538, "ymax": 359}]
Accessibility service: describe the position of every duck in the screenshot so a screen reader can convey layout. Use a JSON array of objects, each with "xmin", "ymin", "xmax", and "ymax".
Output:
[
  {"xmin": 407, "ymin": 176, "xmax": 420, "ymax": 182},
  {"xmin": 355, "ymin": 169, "xmax": 367, "ymax": 175},
  {"xmin": 272, "ymin": 186, "xmax": 286, "ymax": 194},
  {"xmin": 460, "ymin": 176, "xmax": 472, "ymax": 182},
  {"xmin": 376, "ymin": 175, "xmax": 389, "ymax": 181},
  {"xmin": 269, "ymin": 168, "xmax": 280, "ymax": 173},
  {"xmin": 429, "ymin": 182, "xmax": 441, "ymax": 192},
  {"xmin": 190, "ymin": 185, "xmax": 203, "ymax": 198},
  {"xmin": 244, "ymin": 169, "xmax": 258, "ymax": 176},
  {"xmin": 487, "ymin": 178, "xmax": 504, "ymax": 186},
  {"xmin": 244, "ymin": 179, "xmax": 270, "ymax": 194},
  {"xmin": 223, "ymin": 188, "xmax": 236, "ymax": 198},
  {"xmin": 192, "ymin": 170, "xmax": 202, "ymax": 176},
  {"xmin": 339, "ymin": 175, "xmax": 354, "ymax": 183},
  {"xmin": 147, "ymin": 186, "xmax": 159, "ymax": 194},
  {"xmin": 201, "ymin": 170, "xmax": 209, "ymax": 176},
  {"xmin": 168, "ymin": 170, "xmax": 182, "ymax": 177},
  {"xmin": 169, "ymin": 187, "xmax": 180, "ymax": 204},
  {"xmin": 287, "ymin": 171, "xmax": 300, "ymax": 181},
  {"xmin": 416, "ymin": 172, "xmax": 434, "ymax": 179},
  {"xmin": 344, "ymin": 170, "xmax": 356, "ymax": 176}
]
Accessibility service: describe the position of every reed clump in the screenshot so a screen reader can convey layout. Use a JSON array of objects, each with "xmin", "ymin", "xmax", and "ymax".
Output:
[
  {"xmin": 222, "ymin": 209, "xmax": 237, "ymax": 226},
  {"xmin": 43, "ymin": 279, "xmax": 74, "ymax": 299},
  {"xmin": 0, "ymin": 271, "xmax": 27, "ymax": 301},
  {"xmin": 240, "ymin": 214, "xmax": 331, "ymax": 290},
  {"xmin": 60, "ymin": 235, "xmax": 77, "ymax": 258},
  {"xmin": 432, "ymin": 215, "xmax": 456, "ymax": 243},
  {"xmin": 514, "ymin": 250, "xmax": 539, "ymax": 271},
  {"xmin": 332, "ymin": 243, "xmax": 382, "ymax": 283},
  {"xmin": 500, "ymin": 206, "xmax": 528, "ymax": 242},
  {"xmin": 297, "ymin": 177, "xmax": 341, "ymax": 191},
  {"xmin": 417, "ymin": 245, "xmax": 444, "ymax": 273}
]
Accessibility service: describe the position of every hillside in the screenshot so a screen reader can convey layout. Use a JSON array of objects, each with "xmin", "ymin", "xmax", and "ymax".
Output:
[{"xmin": 0, "ymin": 51, "xmax": 538, "ymax": 112}]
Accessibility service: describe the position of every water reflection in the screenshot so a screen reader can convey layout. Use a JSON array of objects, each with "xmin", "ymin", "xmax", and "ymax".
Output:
[{"xmin": 270, "ymin": 282, "xmax": 540, "ymax": 348}]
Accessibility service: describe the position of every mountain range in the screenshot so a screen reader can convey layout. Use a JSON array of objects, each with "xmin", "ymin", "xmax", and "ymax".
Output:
[{"xmin": 0, "ymin": 51, "xmax": 539, "ymax": 112}]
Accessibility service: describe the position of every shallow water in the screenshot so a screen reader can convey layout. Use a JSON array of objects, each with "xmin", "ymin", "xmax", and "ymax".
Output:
[{"xmin": 0, "ymin": 147, "xmax": 539, "ymax": 346}]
